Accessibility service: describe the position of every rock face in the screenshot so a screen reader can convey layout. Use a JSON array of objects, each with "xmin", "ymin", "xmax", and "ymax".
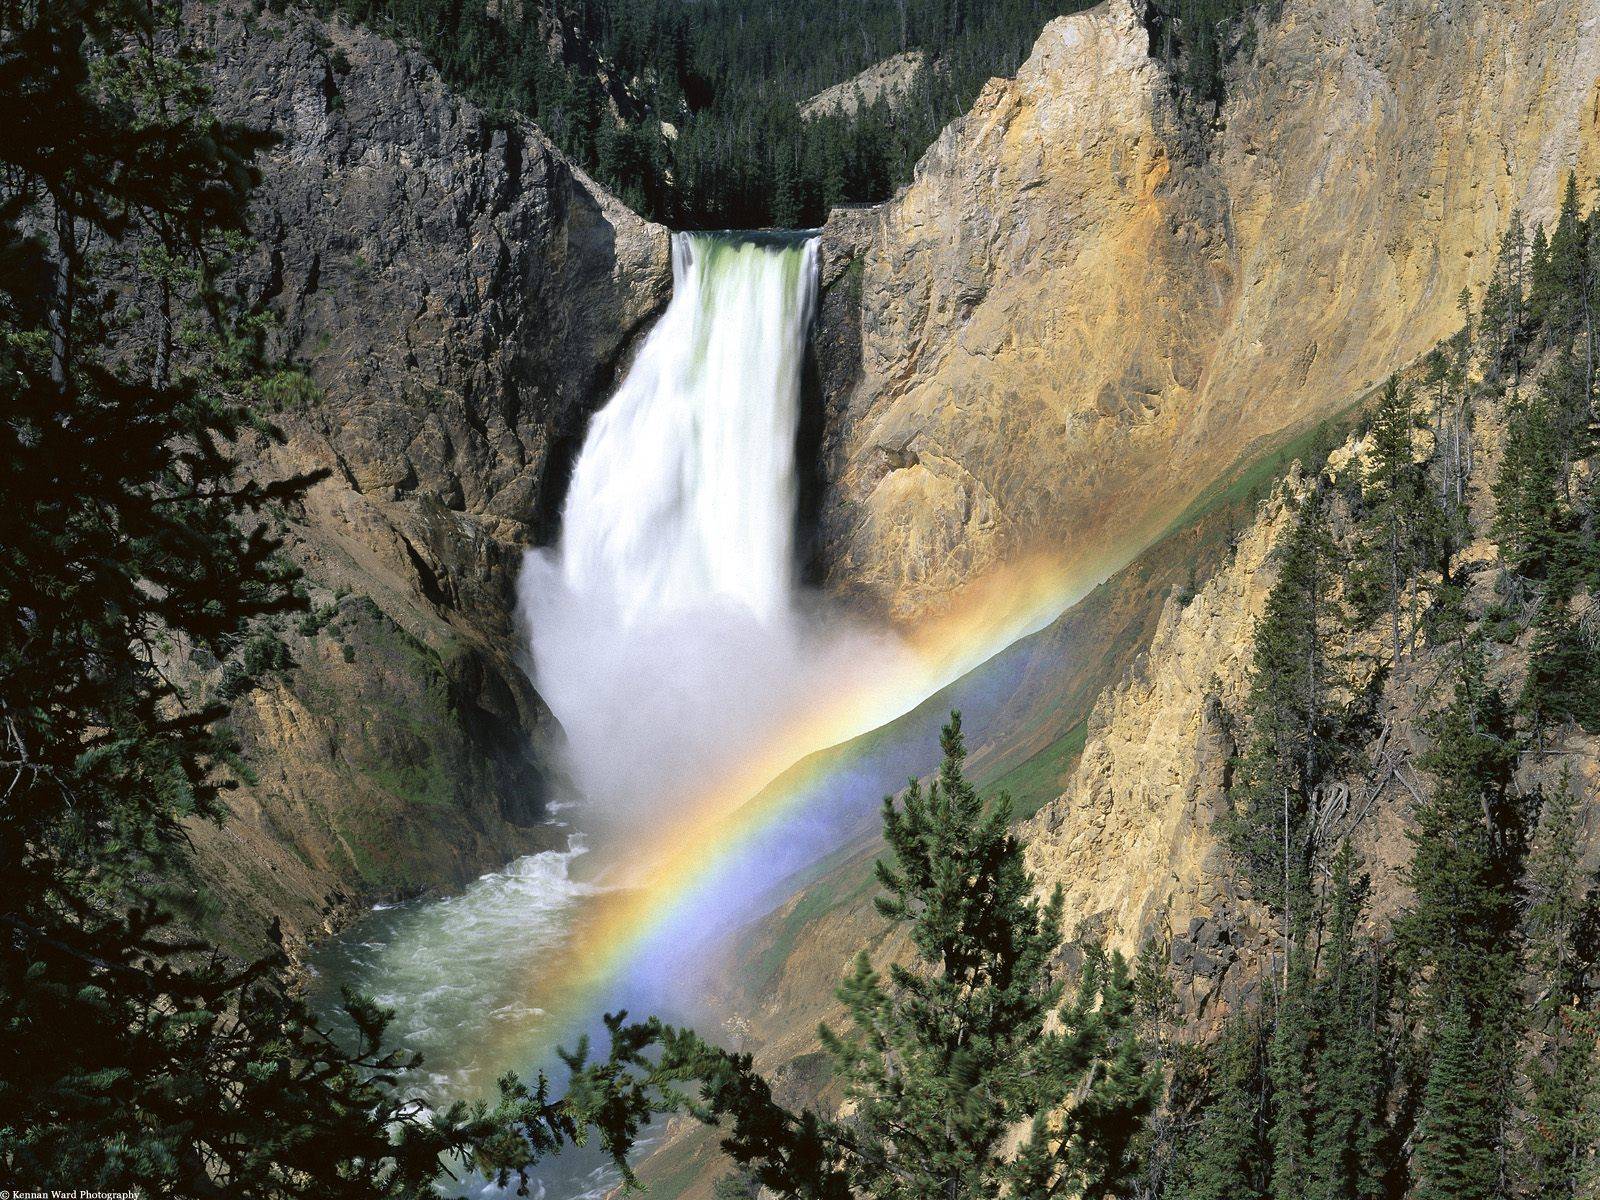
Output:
[
  {"xmin": 799, "ymin": 50, "xmax": 929, "ymax": 121},
  {"xmin": 1020, "ymin": 482, "xmax": 1296, "ymax": 1023},
  {"xmin": 815, "ymin": 0, "xmax": 1600, "ymax": 622},
  {"xmin": 195, "ymin": 1, "xmax": 672, "ymax": 542},
  {"xmin": 1019, "ymin": 382, "xmax": 1600, "ymax": 1029},
  {"xmin": 180, "ymin": 3, "xmax": 671, "ymax": 953}
]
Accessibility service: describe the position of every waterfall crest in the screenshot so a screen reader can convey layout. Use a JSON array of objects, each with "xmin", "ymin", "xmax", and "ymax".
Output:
[
  {"xmin": 559, "ymin": 233, "xmax": 817, "ymax": 627},
  {"xmin": 519, "ymin": 231, "xmax": 893, "ymax": 836}
]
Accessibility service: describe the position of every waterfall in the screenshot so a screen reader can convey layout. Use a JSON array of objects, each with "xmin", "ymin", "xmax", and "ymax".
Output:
[
  {"xmin": 559, "ymin": 233, "xmax": 817, "ymax": 628},
  {"xmin": 519, "ymin": 231, "xmax": 890, "ymax": 837}
]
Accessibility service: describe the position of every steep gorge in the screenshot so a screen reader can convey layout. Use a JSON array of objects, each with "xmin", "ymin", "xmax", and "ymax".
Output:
[
  {"xmin": 177, "ymin": 0, "xmax": 1600, "ymax": 991},
  {"xmin": 614, "ymin": 2, "xmax": 1600, "ymax": 1186},
  {"xmin": 18, "ymin": 0, "xmax": 1600, "ymax": 1189}
]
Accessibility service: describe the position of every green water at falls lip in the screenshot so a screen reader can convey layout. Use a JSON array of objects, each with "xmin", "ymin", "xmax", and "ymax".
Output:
[{"xmin": 554, "ymin": 229, "xmax": 819, "ymax": 626}]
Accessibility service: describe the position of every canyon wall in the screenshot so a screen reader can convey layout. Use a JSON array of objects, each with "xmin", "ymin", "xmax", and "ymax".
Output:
[
  {"xmin": 182, "ymin": 3, "xmax": 671, "ymax": 952},
  {"xmin": 181, "ymin": 0, "xmax": 1600, "ymax": 954},
  {"xmin": 816, "ymin": 0, "xmax": 1600, "ymax": 622},
  {"xmin": 1019, "ymin": 485, "xmax": 1289, "ymax": 1021}
]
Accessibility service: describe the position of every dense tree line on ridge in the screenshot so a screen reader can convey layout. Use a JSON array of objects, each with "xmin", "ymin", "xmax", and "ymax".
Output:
[{"xmin": 282, "ymin": 0, "xmax": 1275, "ymax": 228}]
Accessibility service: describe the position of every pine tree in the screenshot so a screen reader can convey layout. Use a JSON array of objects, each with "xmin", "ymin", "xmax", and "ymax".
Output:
[
  {"xmin": 1267, "ymin": 939, "xmax": 1315, "ymax": 1200},
  {"xmin": 1493, "ymin": 389, "xmax": 1570, "ymax": 580},
  {"xmin": 1132, "ymin": 929, "xmax": 1202, "ymax": 1200},
  {"xmin": 1352, "ymin": 375, "xmax": 1438, "ymax": 665},
  {"xmin": 1530, "ymin": 223, "xmax": 1554, "ymax": 328},
  {"xmin": 1227, "ymin": 488, "xmax": 1346, "ymax": 920},
  {"xmin": 1169, "ymin": 1014, "xmax": 1271, "ymax": 1200},
  {"xmin": 771, "ymin": 147, "xmax": 801, "ymax": 228},
  {"xmin": 1519, "ymin": 576, "xmax": 1600, "ymax": 733},
  {"xmin": 1519, "ymin": 777, "xmax": 1598, "ymax": 1200},
  {"xmin": 1006, "ymin": 948, "xmax": 1161, "ymax": 1200},
  {"xmin": 1481, "ymin": 212, "xmax": 1530, "ymax": 390},
  {"xmin": 1415, "ymin": 995, "xmax": 1502, "ymax": 1200},
  {"xmin": 1544, "ymin": 172, "xmax": 1588, "ymax": 339},
  {"xmin": 712, "ymin": 1167, "xmax": 762, "ymax": 1199},
  {"xmin": 1407, "ymin": 645, "xmax": 1520, "ymax": 981},
  {"xmin": 1405, "ymin": 644, "xmax": 1522, "ymax": 1200},
  {"xmin": 1429, "ymin": 314, "xmax": 1476, "ymax": 576},
  {"xmin": 825, "ymin": 713, "xmax": 1072, "ymax": 1196},
  {"xmin": 1570, "ymin": 1005, "xmax": 1600, "ymax": 1200},
  {"xmin": 670, "ymin": 715, "xmax": 1158, "ymax": 1200},
  {"xmin": 1306, "ymin": 844, "xmax": 1387, "ymax": 1200}
]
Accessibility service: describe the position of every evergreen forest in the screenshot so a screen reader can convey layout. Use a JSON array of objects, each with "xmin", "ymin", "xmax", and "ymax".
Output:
[
  {"xmin": 1131, "ymin": 171, "xmax": 1600, "ymax": 1200},
  {"xmin": 289, "ymin": 0, "xmax": 1273, "ymax": 227}
]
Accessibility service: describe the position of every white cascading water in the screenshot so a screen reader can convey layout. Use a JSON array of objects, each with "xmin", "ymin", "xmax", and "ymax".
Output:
[
  {"xmin": 518, "ymin": 231, "xmax": 898, "ymax": 838},
  {"xmin": 559, "ymin": 233, "xmax": 813, "ymax": 626}
]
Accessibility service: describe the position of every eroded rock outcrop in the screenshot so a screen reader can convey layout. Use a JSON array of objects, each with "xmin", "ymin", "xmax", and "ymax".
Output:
[
  {"xmin": 799, "ymin": 50, "xmax": 929, "ymax": 121},
  {"xmin": 181, "ymin": 3, "xmax": 671, "ymax": 953},
  {"xmin": 1022, "ymin": 414, "xmax": 1600, "ymax": 1029},
  {"xmin": 195, "ymin": 1, "xmax": 671, "ymax": 539},
  {"xmin": 816, "ymin": 0, "xmax": 1600, "ymax": 621},
  {"xmin": 1020, "ymin": 480, "xmax": 1295, "ymax": 1022}
]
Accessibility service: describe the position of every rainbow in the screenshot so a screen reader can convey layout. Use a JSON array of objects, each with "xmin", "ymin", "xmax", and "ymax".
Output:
[{"xmin": 476, "ymin": 547, "xmax": 1126, "ymax": 1085}]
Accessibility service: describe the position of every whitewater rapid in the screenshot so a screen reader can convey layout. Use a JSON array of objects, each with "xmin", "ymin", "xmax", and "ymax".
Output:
[{"xmin": 305, "ymin": 841, "xmax": 599, "ymax": 1096}]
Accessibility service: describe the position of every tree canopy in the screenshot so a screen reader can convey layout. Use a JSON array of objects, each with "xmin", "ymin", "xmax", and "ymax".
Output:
[{"xmin": 0, "ymin": 3, "xmax": 666, "ymax": 1192}]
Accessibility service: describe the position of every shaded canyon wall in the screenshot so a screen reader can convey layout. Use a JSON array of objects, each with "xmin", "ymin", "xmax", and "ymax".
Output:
[{"xmin": 181, "ymin": 2, "xmax": 671, "ymax": 952}]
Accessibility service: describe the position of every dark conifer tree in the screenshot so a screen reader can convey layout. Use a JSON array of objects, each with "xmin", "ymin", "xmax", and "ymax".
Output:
[
  {"xmin": 1006, "ymin": 948, "xmax": 1160, "ymax": 1200},
  {"xmin": 1480, "ymin": 212, "xmax": 1530, "ymax": 390},
  {"xmin": 1415, "ymin": 995, "xmax": 1501, "ymax": 1200},
  {"xmin": 1428, "ymin": 316, "xmax": 1476, "ymax": 580},
  {"xmin": 1169, "ymin": 1015, "xmax": 1271, "ymax": 1200},
  {"xmin": 771, "ymin": 148, "xmax": 801, "ymax": 228},
  {"xmin": 1404, "ymin": 645, "xmax": 1522, "ymax": 1200},
  {"xmin": 1306, "ymin": 844, "xmax": 1387, "ymax": 1200},
  {"xmin": 1543, "ymin": 172, "xmax": 1587, "ymax": 340},
  {"xmin": 299, "ymin": 0, "xmax": 1148, "ymax": 227},
  {"xmin": 1227, "ymin": 487, "xmax": 1345, "ymax": 920},
  {"xmin": 1267, "ymin": 939, "xmax": 1314, "ymax": 1200},
  {"xmin": 1529, "ymin": 222, "xmax": 1553, "ymax": 328},
  {"xmin": 1352, "ymin": 375, "xmax": 1438, "ymax": 665},
  {"xmin": 1493, "ymin": 389, "xmax": 1570, "ymax": 581},
  {"xmin": 1518, "ymin": 778, "xmax": 1598, "ymax": 1200},
  {"xmin": 0, "ymin": 3, "xmax": 662, "ymax": 1191},
  {"xmin": 1130, "ymin": 931, "xmax": 1199, "ymax": 1200},
  {"xmin": 666, "ymin": 715, "xmax": 1158, "ymax": 1200},
  {"xmin": 1519, "ymin": 574, "xmax": 1600, "ymax": 733}
]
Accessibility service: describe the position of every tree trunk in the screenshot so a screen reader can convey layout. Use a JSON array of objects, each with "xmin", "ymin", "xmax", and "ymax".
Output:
[
  {"xmin": 49, "ymin": 202, "xmax": 74, "ymax": 392},
  {"xmin": 1389, "ymin": 521, "xmax": 1403, "ymax": 667}
]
